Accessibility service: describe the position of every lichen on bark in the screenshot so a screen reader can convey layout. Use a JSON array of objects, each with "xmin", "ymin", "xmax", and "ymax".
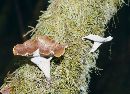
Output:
[{"xmin": 1, "ymin": 0, "xmax": 124, "ymax": 94}]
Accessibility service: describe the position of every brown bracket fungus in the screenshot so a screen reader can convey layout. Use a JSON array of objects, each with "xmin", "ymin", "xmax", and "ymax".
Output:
[
  {"xmin": 13, "ymin": 35, "xmax": 67, "ymax": 57},
  {"xmin": 13, "ymin": 35, "xmax": 67, "ymax": 81}
]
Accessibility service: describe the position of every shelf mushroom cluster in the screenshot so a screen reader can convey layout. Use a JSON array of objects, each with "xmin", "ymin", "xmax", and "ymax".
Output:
[
  {"xmin": 13, "ymin": 35, "xmax": 67, "ymax": 81},
  {"xmin": 13, "ymin": 34, "xmax": 113, "ymax": 82}
]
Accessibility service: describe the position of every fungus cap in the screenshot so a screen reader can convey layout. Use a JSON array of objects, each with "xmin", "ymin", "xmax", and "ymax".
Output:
[
  {"xmin": 13, "ymin": 35, "xmax": 67, "ymax": 57},
  {"xmin": 13, "ymin": 39, "xmax": 39, "ymax": 56}
]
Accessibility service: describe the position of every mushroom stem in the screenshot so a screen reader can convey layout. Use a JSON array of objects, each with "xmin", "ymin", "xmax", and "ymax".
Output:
[
  {"xmin": 31, "ymin": 49, "xmax": 53, "ymax": 81},
  {"xmin": 31, "ymin": 56, "xmax": 52, "ymax": 80}
]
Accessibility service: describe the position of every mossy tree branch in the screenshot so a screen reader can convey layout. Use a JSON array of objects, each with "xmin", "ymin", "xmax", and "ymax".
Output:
[{"xmin": 1, "ymin": 0, "xmax": 124, "ymax": 94}]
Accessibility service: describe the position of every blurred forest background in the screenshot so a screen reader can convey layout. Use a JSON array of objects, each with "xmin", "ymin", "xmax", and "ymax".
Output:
[{"xmin": 0, "ymin": 0, "xmax": 130, "ymax": 94}]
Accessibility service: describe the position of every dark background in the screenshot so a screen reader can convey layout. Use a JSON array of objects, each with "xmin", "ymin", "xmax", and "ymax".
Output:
[
  {"xmin": 0, "ymin": 0, "xmax": 49, "ymax": 86},
  {"xmin": 0, "ymin": 0, "xmax": 130, "ymax": 94}
]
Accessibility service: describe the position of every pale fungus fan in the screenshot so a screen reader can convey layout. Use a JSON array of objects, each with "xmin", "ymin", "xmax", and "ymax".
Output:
[
  {"xmin": 13, "ymin": 35, "xmax": 67, "ymax": 81},
  {"xmin": 82, "ymin": 34, "xmax": 113, "ymax": 53}
]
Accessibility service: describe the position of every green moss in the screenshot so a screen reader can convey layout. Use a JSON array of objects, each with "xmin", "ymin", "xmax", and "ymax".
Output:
[{"xmin": 1, "ymin": 0, "xmax": 124, "ymax": 94}]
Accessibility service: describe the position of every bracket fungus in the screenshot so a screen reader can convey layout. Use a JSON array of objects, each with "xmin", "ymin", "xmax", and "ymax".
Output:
[
  {"xmin": 13, "ymin": 35, "xmax": 67, "ymax": 81},
  {"xmin": 82, "ymin": 34, "xmax": 113, "ymax": 53}
]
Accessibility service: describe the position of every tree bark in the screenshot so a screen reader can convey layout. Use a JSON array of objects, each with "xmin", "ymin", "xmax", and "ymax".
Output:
[{"xmin": 1, "ymin": 0, "xmax": 124, "ymax": 94}]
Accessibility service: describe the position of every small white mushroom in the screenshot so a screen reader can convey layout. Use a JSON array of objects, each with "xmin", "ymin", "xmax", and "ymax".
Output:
[{"xmin": 82, "ymin": 34, "xmax": 113, "ymax": 53}]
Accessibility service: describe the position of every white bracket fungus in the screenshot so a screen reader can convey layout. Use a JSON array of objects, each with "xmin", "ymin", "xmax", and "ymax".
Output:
[{"xmin": 82, "ymin": 34, "xmax": 113, "ymax": 53}]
